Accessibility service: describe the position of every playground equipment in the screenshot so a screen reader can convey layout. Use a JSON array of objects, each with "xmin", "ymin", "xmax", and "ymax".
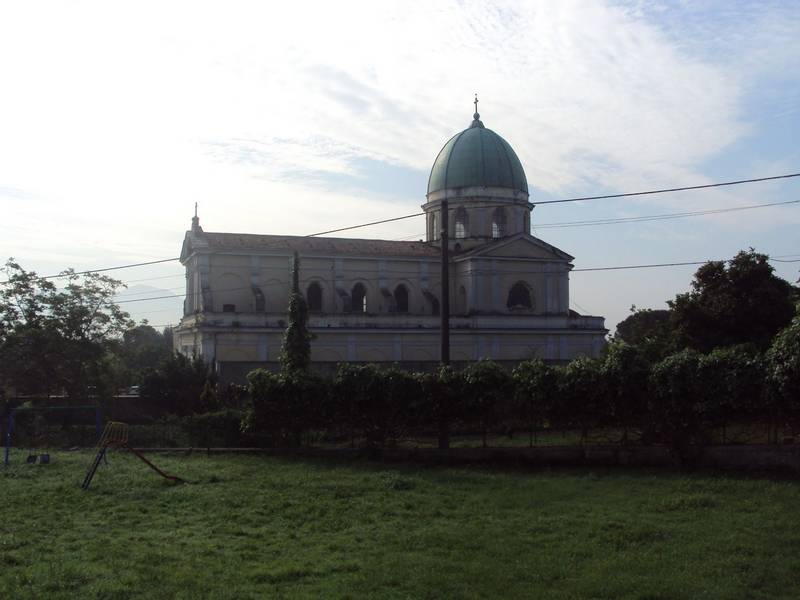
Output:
[
  {"xmin": 81, "ymin": 421, "xmax": 183, "ymax": 490},
  {"xmin": 4, "ymin": 405, "xmax": 102, "ymax": 466}
]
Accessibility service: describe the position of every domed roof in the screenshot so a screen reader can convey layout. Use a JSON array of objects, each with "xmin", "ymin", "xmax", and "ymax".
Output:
[{"xmin": 427, "ymin": 111, "xmax": 528, "ymax": 196}]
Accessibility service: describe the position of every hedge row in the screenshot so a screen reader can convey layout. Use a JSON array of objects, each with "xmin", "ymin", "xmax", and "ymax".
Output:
[{"xmin": 243, "ymin": 332, "xmax": 800, "ymax": 457}]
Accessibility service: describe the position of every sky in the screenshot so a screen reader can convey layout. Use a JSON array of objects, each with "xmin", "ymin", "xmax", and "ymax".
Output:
[{"xmin": 1, "ymin": 0, "xmax": 798, "ymax": 332}]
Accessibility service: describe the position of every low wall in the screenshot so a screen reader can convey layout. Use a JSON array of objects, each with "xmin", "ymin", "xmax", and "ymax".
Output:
[{"xmin": 135, "ymin": 444, "xmax": 800, "ymax": 475}]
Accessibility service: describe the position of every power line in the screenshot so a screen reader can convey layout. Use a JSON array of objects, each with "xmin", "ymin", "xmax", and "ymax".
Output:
[
  {"xmin": 0, "ymin": 258, "xmax": 180, "ymax": 284},
  {"xmin": 38, "ymin": 258, "xmax": 179, "ymax": 280},
  {"xmin": 534, "ymin": 199, "xmax": 800, "ymax": 229},
  {"xmin": 573, "ymin": 258, "xmax": 800, "ymax": 272},
  {"xmin": 321, "ymin": 173, "xmax": 800, "ymax": 230},
  {"xmin": 308, "ymin": 213, "xmax": 425, "ymax": 237},
  {"xmin": 535, "ymin": 173, "xmax": 800, "ymax": 205}
]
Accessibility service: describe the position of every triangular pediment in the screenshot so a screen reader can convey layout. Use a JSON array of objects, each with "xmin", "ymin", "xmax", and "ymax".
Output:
[{"xmin": 457, "ymin": 233, "xmax": 574, "ymax": 261}]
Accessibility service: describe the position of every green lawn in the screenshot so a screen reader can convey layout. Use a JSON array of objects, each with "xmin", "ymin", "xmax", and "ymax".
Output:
[{"xmin": 2, "ymin": 452, "xmax": 799, "ymax": 599}]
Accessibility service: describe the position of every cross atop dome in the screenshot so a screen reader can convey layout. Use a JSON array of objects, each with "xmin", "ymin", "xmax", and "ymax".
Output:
[{"xmin": 470, "ymin": 93, "xmax": 484, "ymax": 129}]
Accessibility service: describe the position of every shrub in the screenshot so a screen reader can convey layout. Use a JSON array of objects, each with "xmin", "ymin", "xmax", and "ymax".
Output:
[
  {"xmin": 183, "ymin": 409, "xmax": 247, "ymax": 447},
  {"xmin": 648, "ymin": 350, "xmax": 707, "ymax": 461},
  {"xmin": 332, "ymin": 364, "xmax": 418, "ymax": 447},
  {"xmin": 698, "ymin": 346, "xmax": 764, "ymax": 438},
  {"xmin": 557, "ymin": 356, "xmax": 603, "ymax": 442},
  {"xmin": 243, "ymin": 368, "xmax": 327, "ymax": 446},
  {"xmin": 512, "ymin": 358, "xmax": 558, "ymax": 445},
  {"xmin": 461, "ymin": 360, "xmax": 514, "ymax": 447},
  {"xmin": 765, "ymin": 309, "xmax": 800, "ymax": 431},
  {"xmin": 601, "ymin": 342, "xmax": 650, "ymax": 443}
]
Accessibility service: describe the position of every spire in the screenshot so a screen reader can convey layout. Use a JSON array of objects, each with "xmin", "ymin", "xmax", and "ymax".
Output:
[
  {"xmin": 470, "ymin": 93, "xmax": 484, "ymax": 128},
  {"xmin": 191, "ymin": 202, "xmax": 202, "ymax": 234}
]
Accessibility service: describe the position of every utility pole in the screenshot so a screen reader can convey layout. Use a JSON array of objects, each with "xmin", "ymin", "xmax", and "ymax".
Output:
[
  {"xmin": 440, "ymin": 199, "xmax": 450, "ymax": 365},
  {"xmin": 438, "ymin": 198, "xmax": 451, "ymax": 451}
]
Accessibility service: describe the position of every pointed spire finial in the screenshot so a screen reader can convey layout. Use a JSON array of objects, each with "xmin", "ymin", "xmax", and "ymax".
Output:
[{"xmin": 191, "ymin": 202, "xmax": 202, "ymax": 234}]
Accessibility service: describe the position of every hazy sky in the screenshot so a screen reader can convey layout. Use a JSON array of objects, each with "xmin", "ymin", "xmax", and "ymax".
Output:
[{"xmin": 1, "ymin": 0, "xmax": 798, "ymax": 331}]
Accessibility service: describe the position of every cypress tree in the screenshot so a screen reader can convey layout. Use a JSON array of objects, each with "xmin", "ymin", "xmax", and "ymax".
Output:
[{"xmin": 279, "ymin": 251, "xmax": 312, "ymax": 373}]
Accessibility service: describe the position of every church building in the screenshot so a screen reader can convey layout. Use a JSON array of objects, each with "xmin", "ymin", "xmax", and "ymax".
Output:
[{"xmin": 173, "ymin": 106, "xmax": 607, "ymax": 382}]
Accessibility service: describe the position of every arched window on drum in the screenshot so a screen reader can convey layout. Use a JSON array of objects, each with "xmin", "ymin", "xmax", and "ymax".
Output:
[
  {"xmin": 455, "ymin": 207, "xmax": 469, "ymax": 239},
  {"xmin": 492, "ymin": 207, "xmax": 507, "ymax": 239}
]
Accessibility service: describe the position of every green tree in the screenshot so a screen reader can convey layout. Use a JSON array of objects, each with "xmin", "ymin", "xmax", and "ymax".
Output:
[
  {"xmin": 670, "ymin": 249, "xmax": 796, "ymax": 352},
  {"xmin": 117, "ymin": 322, "xmax": 173, "ymax": 384},
  {"xmin": 0, "ymin": 259, "xmax": 133, "ymax": 399},
  {"xmin": 279, "ymin": 252, "xmax": 312, "ymax": 373},
  {"xmin": 613, "ymin": 306, "xmax": 677, "ymax": 361},
  {"xmin": 140, "ymin": 352, "xmax": 211, "ymax": 415}
]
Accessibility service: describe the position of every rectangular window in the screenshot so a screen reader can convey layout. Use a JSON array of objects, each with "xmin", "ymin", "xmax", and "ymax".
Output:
[{"xmin": 222, "ymin": 304, "xmax": 236, "ymax": 313}]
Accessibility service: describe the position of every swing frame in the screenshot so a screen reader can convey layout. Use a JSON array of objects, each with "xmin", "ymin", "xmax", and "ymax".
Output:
[{"xmin": 3, "ymin": 405, "xmax": 103, "ymax": 466}]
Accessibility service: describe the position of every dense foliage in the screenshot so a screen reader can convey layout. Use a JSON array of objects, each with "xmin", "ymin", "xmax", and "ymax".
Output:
[
  {"xmin": 240, "ymin": 308, "xmax": 799, "ymax": 458},
  {"xmin": 0, "ymin": 259, "xmax": 134, "ymax": 398},
  {"xmin": 140, "ymin": 352, "xmax": 213, "ymax": 415},
  {"xmin": 669, "ymin": 249, "xmax": 796, "ymax": 352}
]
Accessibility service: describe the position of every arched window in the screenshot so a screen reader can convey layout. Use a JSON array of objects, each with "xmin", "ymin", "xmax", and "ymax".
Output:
[
  {"xmin": 252, "ymin": 286, "xmax": 265, "ymax": 312},
  {"xmin": 351, "ymin": 283, "xmax": 367, "ymax": 313},
  {"xmin": 455, "ymin": 207, "xmax": 469, "ymax": 239},
  {"xmin": 394, "ymin": 284, "xmax": 409, "ymax": 313},
  {"xmin": 507, "ymin": 282, "xmax": 532, "ymax": 310},
  {"xmin": 307, "ymin": 282, "xmax": 322, "ymax": 312},
  {"xmin": 492, "ymin": 207, "xmax": 507, "ymax": 238},
  {"xmin": 456, "ymin": 285, "xmax": 467, "ymax": 315}
]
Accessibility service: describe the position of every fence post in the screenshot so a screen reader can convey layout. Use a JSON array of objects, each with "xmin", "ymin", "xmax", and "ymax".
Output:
[{"xmin": 95, "ymin": 405, "xmax": 103, "ymax": 443}]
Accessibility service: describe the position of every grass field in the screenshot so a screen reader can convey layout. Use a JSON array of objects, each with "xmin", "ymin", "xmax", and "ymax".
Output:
[{"xmin": 2, "ymin": 452, "xmax": 799, "ymax": 599}]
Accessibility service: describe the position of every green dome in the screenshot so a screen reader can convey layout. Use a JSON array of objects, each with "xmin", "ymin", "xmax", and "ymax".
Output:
[{"xmin": 427, "ymin": 113, "xmax": 528, "ymax": 195}]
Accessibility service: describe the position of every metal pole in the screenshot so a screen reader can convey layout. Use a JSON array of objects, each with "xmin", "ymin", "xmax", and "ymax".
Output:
[
  {"xmin": 4, "ymin": 409, "xmax": 15, "ymax": 466},
  {"xmin": 440, "ymin": 199, "xmax": 450, "ymax": 365}
]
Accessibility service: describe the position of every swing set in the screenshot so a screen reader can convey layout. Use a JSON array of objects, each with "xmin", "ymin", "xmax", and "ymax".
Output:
[{"xmin": 3, "ymin": 404, "xmax": 102, "ymax": 466}]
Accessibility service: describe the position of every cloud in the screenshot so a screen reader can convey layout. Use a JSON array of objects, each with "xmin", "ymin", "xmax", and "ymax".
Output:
[{"xmin": 0, "ymin": 0, "xmax": 798, "ymax": 329}]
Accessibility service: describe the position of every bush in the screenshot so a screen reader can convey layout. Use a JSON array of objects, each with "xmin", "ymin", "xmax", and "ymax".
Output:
[
  {"xmin": 601, "ymin": 342, "xmax": 649, "ymax": 443},
  {"xmin": 513, "ymin": 358, "xmax": 558, "ymax": 445},
  {"xmin": 557, "ymin": 356, "xmax": 603, "ymax": 442},
  {"xmin": 332, "ymin": 364, "xmax": 419, "ymax": 447},
  {"xmin": 765, "ymin": 310, "xmax": 800, "ymax": 431},
  {"xmin": 698, "ymin": 346, "xmax": 764, "ymax": 437},
  {"xmin": 243, "ymin": 368, "xmax": 328, "ymax": 446},
  {"xmin": 416, "ymin": 366, "xmax": 462, "ymax": 449},
  {"xmin": 461, "ymin": 360, "xmax": 514, "ymax": 447},
  {"xmin": 648, "ymin": 350, "xmax": 707, "ymax": 461},
  {"xmin": 183, "ymin": 409, "xmax": 247, "ymax": 447}
]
